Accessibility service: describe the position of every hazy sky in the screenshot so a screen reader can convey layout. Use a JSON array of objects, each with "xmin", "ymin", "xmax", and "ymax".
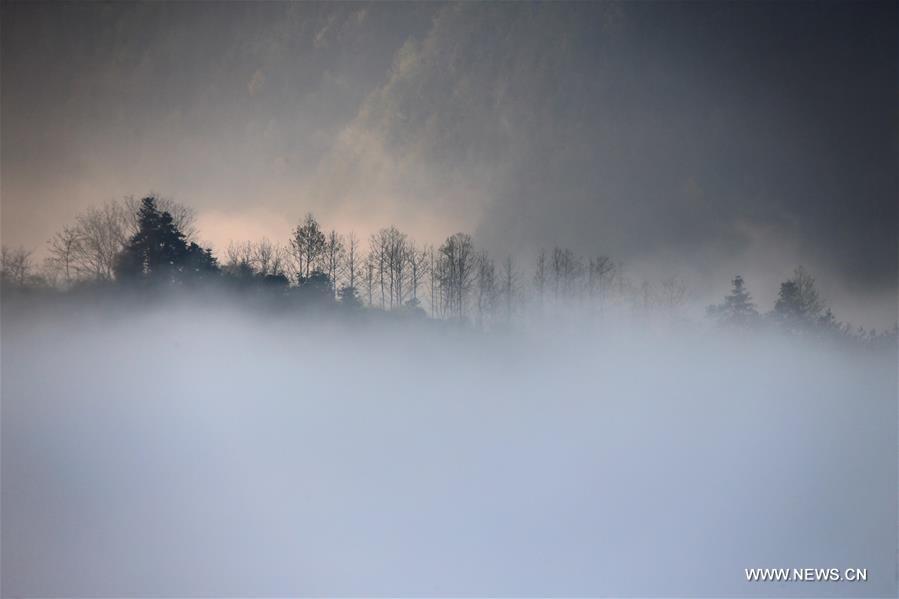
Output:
[{"xmin": 1, "ymin": 1, "xmax": 896, "ymax": 326}]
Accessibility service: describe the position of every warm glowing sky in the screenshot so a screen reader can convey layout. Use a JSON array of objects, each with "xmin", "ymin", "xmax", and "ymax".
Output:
[{"xmin": 2, "ymin": 2, "xmax": 896, "ymax": 326}]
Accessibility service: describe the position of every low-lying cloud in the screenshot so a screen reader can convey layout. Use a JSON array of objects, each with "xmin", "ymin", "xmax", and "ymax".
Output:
[{"xmin": 2, "ymin": 296, "xmax": 895, "ymax": 596}]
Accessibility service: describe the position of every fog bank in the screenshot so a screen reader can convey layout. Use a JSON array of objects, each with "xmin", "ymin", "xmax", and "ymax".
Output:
[{"xmin": 1, "ymin": 298, "xmax": 895, "ymax": 597}]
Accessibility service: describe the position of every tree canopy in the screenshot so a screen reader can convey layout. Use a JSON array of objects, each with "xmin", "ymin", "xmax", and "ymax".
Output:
[{"xmin": 114, "ymin": 197, "xmax": 217, "ymax": 283}]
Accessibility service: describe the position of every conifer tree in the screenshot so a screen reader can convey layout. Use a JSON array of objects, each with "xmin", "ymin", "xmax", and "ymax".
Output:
[
  {"xmin": 114, "ymin": 196, "xmax": 217, "ymax": 283},
  {"xmin": 707, "ymin": 275, "xmax": 758, "ymax": 327}
]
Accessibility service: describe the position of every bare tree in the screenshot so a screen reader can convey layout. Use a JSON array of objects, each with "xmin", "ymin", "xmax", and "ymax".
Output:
[
  {"xmin": 323, "ymin": 230, "xmax": 345, "ymax": 295},
  {"xmin": 551, "ymin": 246, "xmax": 583, "ymax": 300},
  {"xmin": 428, "ymin": 245, "xmax": 441, "ymax": 318},
  {"xmin": 499, "ymin": 255, "xmax": 519, "ymax": 323},
  {"xmin": 587, "ymin": 255, "xmax": 615, "ymax": 312},
  {"xmin": 343, "ymin": 232, "xmax": 363, "ymax": 291},
  {"xmin": 658, "ymin": 276, "xmax": 687, "ymax": 312},
  {"xmin": 74, "ymin": 200, "xmax": 131, "ymax": 279},
  {"xmin": 225, "ymin": 241, "xmax": 255, "ymax": 276},
  {"xmin": 370, "ymin": 226, "xmax": 408, "ymax": 309},
  {"xmin": 792, "ymin": 266, "xmax": 823, "ymax": 317},
  {"xmin": 46, "ymin": 227, "xmax": 81, "ymax": 285},
  {"xmin": 289, "ymin": 212, "xmax": 326, "ymax": 280},
  {"xmin": 437, "ymin": 233, "xmax": 476, "ymax": 320},
  {"xmin": 1, "ymin": 245, "xmax": 34, "ymax": 286},
  {"xmin": 369, "ymin": 230, "xmax": 387, "ymax": 308},
  {"xmin": 223, "ymin": 238, "xmax": 288, "ymax": 280},
  {"xmin": 252, "ymin": 238, "xmax": 288, "ymax": 277},
  {"xmin": 534, "ymin": 249, "xmax": 547, "ymax": 308},
  {"xmin": 407, "ymin": 242, "xmax": 430, "ymax": 306},
  {"xmin": 39, "ymin": 256, "xmax": 63, "ymax": 288},
  {"xmin": 475, "ymin": 251, "xmax": 497, "ymax": 328},
  {"xmin": 363, "ymin": 252, "xmax": 376, "ymax": 306}
]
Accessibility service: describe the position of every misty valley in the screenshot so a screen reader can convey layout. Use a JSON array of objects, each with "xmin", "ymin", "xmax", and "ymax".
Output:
[
  {"xmin": 1, "ymin": 196, "xmax": 896, "ymax": 595},
  {"xmin": 2, "ymin": 1, "xmax": 896, "ymax": 597}
]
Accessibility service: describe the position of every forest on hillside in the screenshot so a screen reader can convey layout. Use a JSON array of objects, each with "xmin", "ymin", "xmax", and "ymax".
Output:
[{"xmin": 2, "ymin": 195, "xmax": 896, "ymax": 350}]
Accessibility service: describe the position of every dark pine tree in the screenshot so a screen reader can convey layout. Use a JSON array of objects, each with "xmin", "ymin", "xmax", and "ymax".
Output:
[
  {"xmin": 183, "ymin": 242, "xmax": 220, "ymax": 282},
  {"xmin": 774, "ymin": 280, "xmax": 803, "ymax": 320},
  {"xmin": 772, "ymin": 267, "xmax": 826, "ymax": 334},
  {"xmin": 707, "ymin": 275, "xmax": 758, "ymax": 327},
  {"xmin": 338, "ymin": 284, "xmax": 363, "ymax": 310},
  {"xmin": 114, "ymin": 196, "xmax": 218, "ymax": 284},
  {"xmin": 296, "ymin": 269, "xmax": 334, "ymax": 305}
]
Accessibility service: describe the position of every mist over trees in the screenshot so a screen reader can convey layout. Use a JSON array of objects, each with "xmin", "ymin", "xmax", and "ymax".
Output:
[
  {"xmin": 707, "ymin": 275, "xmax": 758, "ymax": 328},
  {"xmin": 1, "ymin": 195, "xmax": 895, "ymax": 349},
  {"xmin": 2, "ymin": 195, "xmax": 896, "ymax": 596}
]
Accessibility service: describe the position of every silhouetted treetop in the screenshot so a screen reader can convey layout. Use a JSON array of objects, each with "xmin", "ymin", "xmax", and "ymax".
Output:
[
  {"xmin": 14, "ymin": 195, "xmax": 895, "ymax": 349},
  {"xmin": 773, "ymin": 267, "xmax": 824, "ymax": 332},
  {"xmin": 114, "ymin": 196, "xmax": 218, "ymax": 284},
  {"xmin": 291, "ymin": 213, "xmax": 326, "ymax": 280},
  {"xmin": 708, "ymin": 275, "xmax": 758, "ymax": 327}
]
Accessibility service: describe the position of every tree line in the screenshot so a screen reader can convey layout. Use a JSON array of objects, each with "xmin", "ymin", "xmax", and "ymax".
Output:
[{"xmin": 2, "ymin": 195, "xmax": 896, "ymax": 348}]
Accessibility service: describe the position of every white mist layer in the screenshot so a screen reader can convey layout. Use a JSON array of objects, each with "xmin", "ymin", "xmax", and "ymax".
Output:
[{"xmin": 2, "ymin": 302, "xmax": 896, "ymax": 596}]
